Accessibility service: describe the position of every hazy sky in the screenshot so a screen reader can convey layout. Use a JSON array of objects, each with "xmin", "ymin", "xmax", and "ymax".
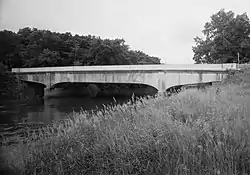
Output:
[{"xmin": 1, "ymin": 0, "xmax": 250, "ymax": 64}]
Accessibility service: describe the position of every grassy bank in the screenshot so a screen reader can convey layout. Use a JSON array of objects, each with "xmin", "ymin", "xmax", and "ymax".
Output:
[{"xmin": 1, "ymin": 70, "xmax": 250, "ymax": 174}]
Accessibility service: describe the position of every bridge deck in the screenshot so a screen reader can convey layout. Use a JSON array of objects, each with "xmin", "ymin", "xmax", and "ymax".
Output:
[{"xmin": 12, "ymin": 64, "xmax": 237, "ymax": 73}]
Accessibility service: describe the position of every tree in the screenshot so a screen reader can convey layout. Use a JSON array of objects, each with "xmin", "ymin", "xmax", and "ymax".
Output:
[
  {"xmin": 0, "ymin": 30, "xmax": 22, "ymax": 68},
  {"xmin": 0, "ymin": 62, "xmax": 19, "ymax": 98},
  {"xmin": 26, "ymin": 49, "xmax": 63, "ymax": 67},
  {"xmin": 86, "ymin": 38, "xmax": 131, "ymax": 65},
  {"xmin": 192, "ymin": 9, "xmax": 250, "ymax": 64},
  {"xmin": 126, "ymin": 50, "xmax": 161, "ymax": 64}
]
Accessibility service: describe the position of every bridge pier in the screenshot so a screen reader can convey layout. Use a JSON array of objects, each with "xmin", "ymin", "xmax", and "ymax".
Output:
[{"xmin": 44, "ymin": 88, "xmax": 51, "ymax": 99}]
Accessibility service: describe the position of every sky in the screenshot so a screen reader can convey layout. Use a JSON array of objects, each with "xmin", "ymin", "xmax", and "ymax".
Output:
[{"xmin": 1, "ymin": 0, "xmax": 250, "ymax": 64}]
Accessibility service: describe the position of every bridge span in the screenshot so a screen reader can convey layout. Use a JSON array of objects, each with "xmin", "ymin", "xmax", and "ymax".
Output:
[{"xmin": 12, "ymin": 63, "xmax": 237, "ymax": 98}]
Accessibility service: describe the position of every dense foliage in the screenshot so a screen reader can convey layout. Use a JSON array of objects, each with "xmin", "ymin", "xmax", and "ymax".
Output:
[
  {"xmin": 192, "ymin": 9, "xmax": 250, "ymax": 64},
  {"xmin": 0, "ymin": 27, "xmax": 161, "ymax": 69},
  {"xmin": 0, "ymin": 63, "xmax": 19, "ymax": 98}
]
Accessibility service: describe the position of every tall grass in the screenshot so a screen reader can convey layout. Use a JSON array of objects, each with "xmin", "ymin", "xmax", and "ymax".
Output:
[{"xmin": 1, "ymin": 70, "xmax": 250, "ymax": 174}]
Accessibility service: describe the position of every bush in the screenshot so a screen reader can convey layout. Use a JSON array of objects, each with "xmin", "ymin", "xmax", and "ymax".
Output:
[
  {"xmin": 0, "ymin": 63, "xmax": 19, "ymax": 99},
  {"xmin": 223, "ymin": 68, "xmax": 250, "ymax": 86}
]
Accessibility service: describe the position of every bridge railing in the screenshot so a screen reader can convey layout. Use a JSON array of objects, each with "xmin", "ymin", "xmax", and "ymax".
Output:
[{"xmin": 237, "ymin": 64, "xmax": 250, "ymax": 70}]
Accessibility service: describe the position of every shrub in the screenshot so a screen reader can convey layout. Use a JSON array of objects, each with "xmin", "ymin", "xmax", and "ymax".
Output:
[{"xmin": 0, "ymin": 63, "xmax": 19, "ymax": 99}]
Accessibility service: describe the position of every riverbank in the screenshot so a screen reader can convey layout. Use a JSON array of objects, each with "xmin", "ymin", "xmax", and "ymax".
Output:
[{"xmin": 1, "ymin": 70, "xmax": 250, "ymax": 174}]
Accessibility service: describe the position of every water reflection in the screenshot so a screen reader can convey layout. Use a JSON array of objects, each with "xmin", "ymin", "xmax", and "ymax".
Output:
[{"xmin": 0, "ymin": 97, "xmax": 131, "ymax": 125}]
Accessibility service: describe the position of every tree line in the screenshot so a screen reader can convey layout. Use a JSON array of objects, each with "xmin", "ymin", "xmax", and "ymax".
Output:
[{"xmin": 0, "ymin": 27, "xmax": 161, "ymax": 70}]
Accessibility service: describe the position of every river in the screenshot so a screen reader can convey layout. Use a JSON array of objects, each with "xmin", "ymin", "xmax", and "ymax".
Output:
[{"xmin": 0, "ymin": 96, "xmax": 132, "ymax": 125}]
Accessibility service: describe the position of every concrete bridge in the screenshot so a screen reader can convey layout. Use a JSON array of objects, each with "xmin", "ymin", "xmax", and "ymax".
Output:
[{"xmin": 12, "ymin": 63, "xmax": 237, "ymax": 98}]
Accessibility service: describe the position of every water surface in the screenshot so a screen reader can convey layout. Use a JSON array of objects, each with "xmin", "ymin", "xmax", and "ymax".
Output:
[{"xmin": 0, "ymin": 97, "xmax": 131, "ymax": 125}]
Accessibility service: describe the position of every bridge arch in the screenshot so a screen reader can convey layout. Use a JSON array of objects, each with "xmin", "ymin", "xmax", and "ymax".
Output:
[
  {"xmin": 43, "ymin": 71, "xmax": 161, "ymax": 92},
  {"xmin": 47, "ymin": 82, "xmax": 158, "ymax": 98}
]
